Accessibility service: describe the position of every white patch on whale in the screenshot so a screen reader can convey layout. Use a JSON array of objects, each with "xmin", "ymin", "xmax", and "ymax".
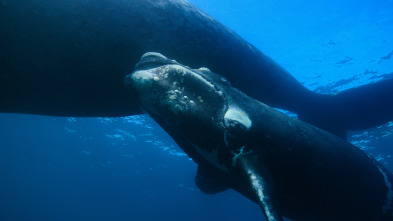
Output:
[
  {"xmin": 232, "ymin": 146, "xmax": 246, "ymax": 167},
  {"xmin": 224, "ymin": 107, "xmax": 252, "ymax": 130},
  {"xmin": 378, "ymin": 166, "xmax": 393, "ymax": 214},
  {"xmin": 140, "ymin": 52, "xmax": 167, "ymax": 60},
  {"xmin": 129, "ymin": 70, "xmax": 154, "ymax": 86},
  {"xmin": 169, "ymin": 65, "xmax": 215, "ymax": 89},
  {"xmin": 248, "ymin": 169, "xmax": 275, "ymax": 221},
  {"xmin": 198, "ymin": 67, "xmax": 211, "ymax": 72}
]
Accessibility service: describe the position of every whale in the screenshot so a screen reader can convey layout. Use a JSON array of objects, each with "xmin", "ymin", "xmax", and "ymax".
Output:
[
  {"xmin": 1, "ymin": 0, "xmax": 393, "ymax": 137},
  {"xmin": 126, "ymin": 52, "xmax": 393, "ymax": 221}
]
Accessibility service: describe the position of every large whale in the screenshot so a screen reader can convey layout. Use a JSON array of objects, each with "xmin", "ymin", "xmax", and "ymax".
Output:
[
  {"xmin": 0, "ymin": 0, "xmax": 392, "ymax": 137},
  {"xmin": 126, "ymin": 52, "xmax": 393, "ymax": 221}
]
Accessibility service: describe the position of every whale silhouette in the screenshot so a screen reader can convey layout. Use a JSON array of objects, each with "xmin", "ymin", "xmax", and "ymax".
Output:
[{"xmin": 1, "ymin": 0, "xmax": 392, "ymax": 137}]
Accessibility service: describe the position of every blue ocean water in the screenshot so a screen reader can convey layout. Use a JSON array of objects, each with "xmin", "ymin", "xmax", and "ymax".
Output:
[{"xmin": 0, "ymin": 0, "xmax": 392, "ymax": 220}]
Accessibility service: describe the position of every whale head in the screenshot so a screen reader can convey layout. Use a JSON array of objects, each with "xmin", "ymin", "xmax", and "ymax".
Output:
[
  {"xmin": 126, "ymin": 52, "xmax": 225, "ymax": 142},
  {"xmin": 125, "ymin": 52, "xmax": 254, "ymax": 170}
]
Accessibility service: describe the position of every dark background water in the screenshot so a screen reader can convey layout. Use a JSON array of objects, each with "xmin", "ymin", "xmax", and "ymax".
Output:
[
  {"xmin": 0, "ymin": 114, "xmax": 262, "ymax": 220},
  {"xmin": 1, "ymin": 0, "xmax": 392, "ymax": 220}
]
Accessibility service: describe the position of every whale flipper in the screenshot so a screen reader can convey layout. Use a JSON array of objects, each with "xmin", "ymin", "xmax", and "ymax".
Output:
[
  {"xmin": 237, "ymin": 156, "xmax": 283, "ymax": 221},
  {"xmin": 194, "ymin": 164, "xmax": 230, "ymax": 194}
]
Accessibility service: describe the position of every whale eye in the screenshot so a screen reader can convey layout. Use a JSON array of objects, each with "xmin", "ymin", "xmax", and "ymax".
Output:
[{"xmin": 224, "ymin": 107, "xmax": 252, "ymax": 132}]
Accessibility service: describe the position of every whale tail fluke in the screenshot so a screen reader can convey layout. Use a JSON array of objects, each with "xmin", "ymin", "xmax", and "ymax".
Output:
[{"xmin": 298, "ymin": 77, "xmax": 393, "ymax": 138}]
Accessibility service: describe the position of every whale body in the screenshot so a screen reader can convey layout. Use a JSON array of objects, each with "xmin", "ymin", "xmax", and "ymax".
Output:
[
  {"xmin": 1, "ymin": 0, "xmax": 393, "ymax": 137},
  {"xmin": 126, "ymin": 52, "xmax": 393, "ymax": 221}
]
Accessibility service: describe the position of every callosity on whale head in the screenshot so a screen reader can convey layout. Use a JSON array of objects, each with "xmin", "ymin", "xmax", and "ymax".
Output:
[
  {"xmin": 125, "ymin": 52, "xmax": 245, "ymax": 170},
  {"xmin": 126, "ymin": 52, "xmax": 393, "ymax": 221},
  {"xmin": 126, "ymin": 52, "xmax": 227, "ymax": 127}
]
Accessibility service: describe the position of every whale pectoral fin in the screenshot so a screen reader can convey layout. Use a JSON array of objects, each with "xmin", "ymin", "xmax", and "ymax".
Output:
[
  {"xmin": 194, "ymin": 163, "xmax": 230, "ymax": 194},
  {"xmin": 238, "ymin": 157, "xmax": 283, "ymax": 221}
]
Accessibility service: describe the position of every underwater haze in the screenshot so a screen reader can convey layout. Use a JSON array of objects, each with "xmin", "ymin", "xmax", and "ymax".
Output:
[{"xmin": 1, "ymin": 0, "xmax": 393, "ymax": 220}]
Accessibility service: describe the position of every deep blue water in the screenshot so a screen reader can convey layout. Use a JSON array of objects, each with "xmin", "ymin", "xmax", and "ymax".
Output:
[{"xmin": 1, "ymin": 0, "xmax": 393, "ymax": 220}]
